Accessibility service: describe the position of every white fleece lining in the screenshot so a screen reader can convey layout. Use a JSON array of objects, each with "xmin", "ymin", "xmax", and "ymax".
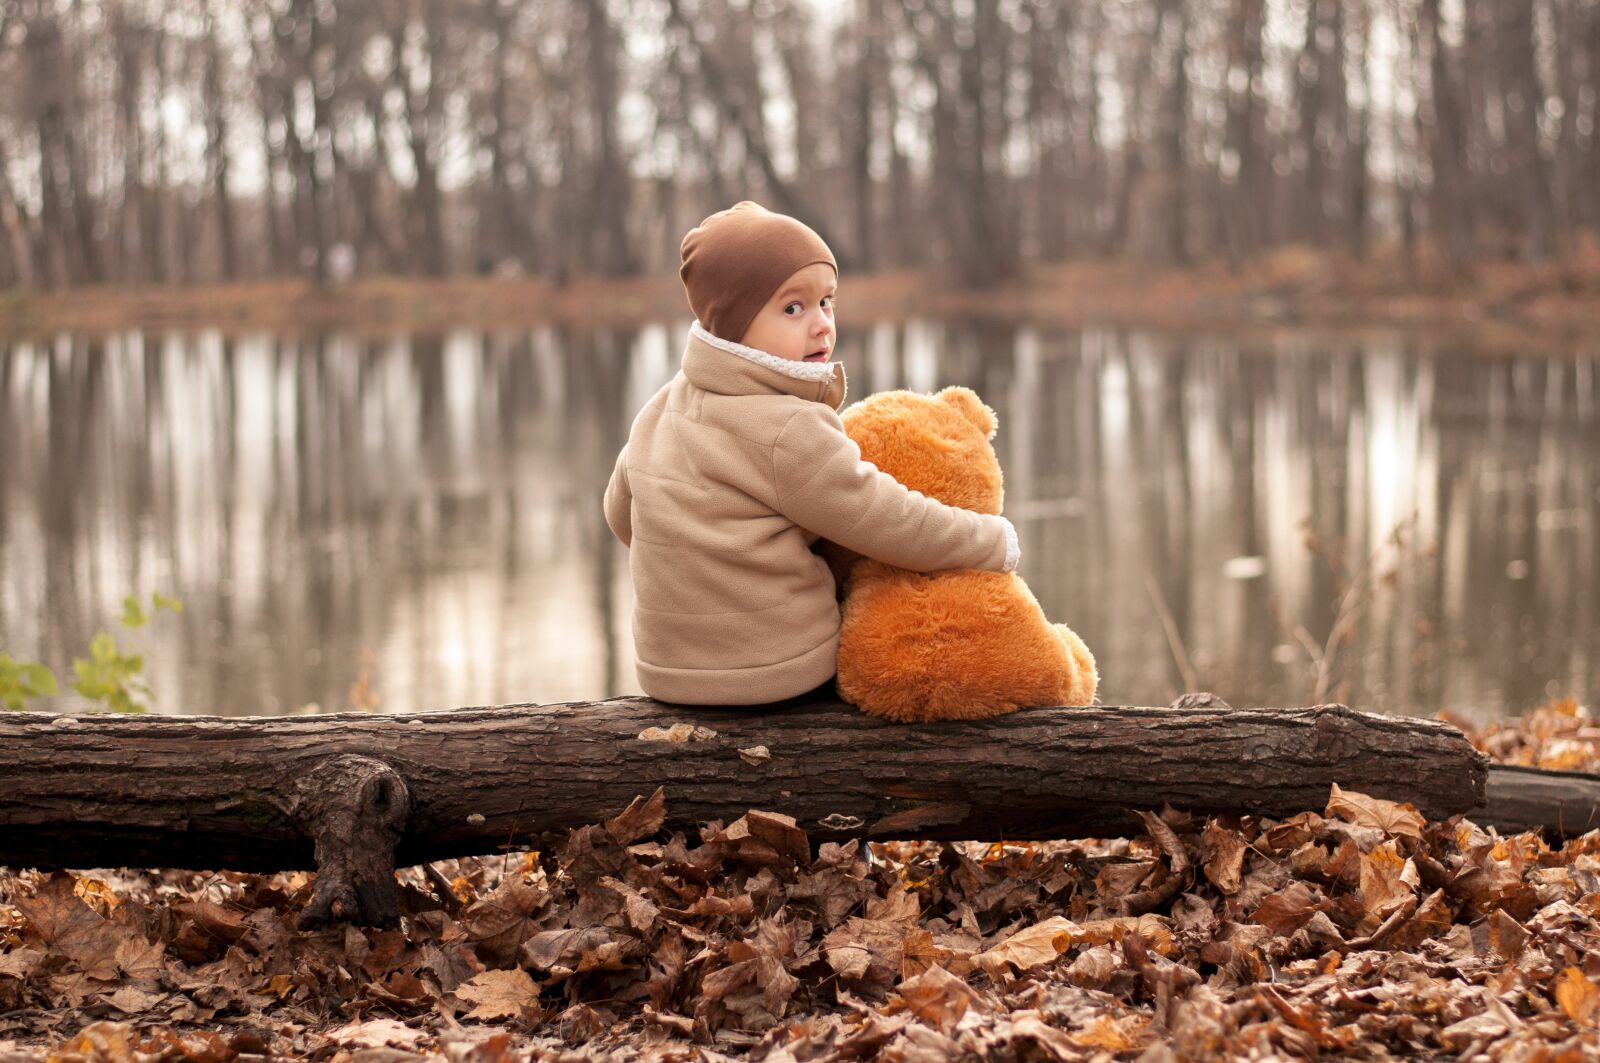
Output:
[
  {"xmin": 1001, "ymin": 518, "xmax": 1021, "ymax": 573},
  {"xmin": 691, "ymin": 320, "xmax": 838, "ymax": 383}
]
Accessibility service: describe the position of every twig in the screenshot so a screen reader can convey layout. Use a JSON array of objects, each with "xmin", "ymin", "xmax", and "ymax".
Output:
[
  {"xmin": 1294, "ymin": 513, "xmax": 1421, "ymax": 704},
  {"xmin": 423, "ymin": 862, "xmax": 464, "ymax": 915},
  {"xmin": 1291, "ymin": 624, "xmax": 1325, "ymax": 696},
  {"xmin": 1145, "ymin": 574, "xmax": 1199, "ymax": 696}
]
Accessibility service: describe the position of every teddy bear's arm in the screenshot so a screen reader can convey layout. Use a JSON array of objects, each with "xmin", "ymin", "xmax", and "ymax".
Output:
[{"xmin": 603, "ymin": 447, "xmax": 633, "ymax": 547}]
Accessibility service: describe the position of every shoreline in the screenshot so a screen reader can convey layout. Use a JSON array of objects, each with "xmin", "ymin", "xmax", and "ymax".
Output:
[{"xmin": 3, "ymin": 249, "xmax": 1600, "ymax": 354}]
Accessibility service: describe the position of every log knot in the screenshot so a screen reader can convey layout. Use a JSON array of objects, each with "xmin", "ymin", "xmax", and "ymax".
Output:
[
  {"xmin": 1311, "ymin": 703, "xmax": 1358, "ymax": 761},
  {"xmin": 1169, "ymin": 693, "xmax": 1232, "ymax": 710},
  {"xmin": 289, "ymin": 755, "xmax": 410, "ymax": 928}
]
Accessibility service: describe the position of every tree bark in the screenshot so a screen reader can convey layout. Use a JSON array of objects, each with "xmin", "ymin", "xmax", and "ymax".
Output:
[
  {"xmin": 0, "ymin": 699, "xmax": 1510, "ymax": 923},
  {"xmin": 1480, "ymin": 765, "xmax": 1600, "ymax": 839}
]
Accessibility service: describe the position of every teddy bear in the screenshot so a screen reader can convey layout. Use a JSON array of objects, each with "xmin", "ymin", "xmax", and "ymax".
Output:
[{"xmin": 827, "ymin": 386, "xmax": 1098, "ymax": 722}]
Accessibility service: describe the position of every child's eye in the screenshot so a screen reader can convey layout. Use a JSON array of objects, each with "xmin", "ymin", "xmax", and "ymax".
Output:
[
  {"xmin": 822, "ymin": 295, "xmax": 834, "ymax": 309},
  {"xmin": 785, "ymin": 302, "xmax": 802, "ymax": 315}
]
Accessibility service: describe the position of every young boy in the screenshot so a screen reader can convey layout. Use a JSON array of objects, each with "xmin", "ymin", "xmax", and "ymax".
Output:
[{"xmin": 603, "ymin": 201, "xmax": 1019, "ymax": 705}]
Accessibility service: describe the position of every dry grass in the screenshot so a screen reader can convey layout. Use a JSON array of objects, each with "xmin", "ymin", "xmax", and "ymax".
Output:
[{"xmin": 4, "ymin": 242, "xmax": 1600, "ymax": 351}]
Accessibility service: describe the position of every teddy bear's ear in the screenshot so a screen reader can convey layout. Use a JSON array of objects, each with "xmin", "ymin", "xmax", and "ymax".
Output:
[{"xmin": 937, "ymin": 387, "xmax": 998, "ymax": 440}]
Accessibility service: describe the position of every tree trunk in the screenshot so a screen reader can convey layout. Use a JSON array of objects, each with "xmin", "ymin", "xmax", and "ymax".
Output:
[
  {"xmin": 581, "ymin": 0, "xmax": 634, "ymax": 276},
  {"xmin": 662, "ymin": 0, "xmax": 839, "ymax": 258},
  {"xmin": 203, "ymin": 4, "xmax": 238, "ymax": 281},
  {"xmin": 1500, "ymin": 1, "xmax": 1556, "ymax": 260},
  {"xmin": 1481, "ymin": 764, "xmax": 1600, "ymax": 839},
  {"xmin": 849, "ymin": 0, "xmax": 881, "ymax": 270},
  {"xmin": 1159, "ymin": 0, "xmax": 1190, "ymax": 265},
  {"xmin": 1420, "ymin": 0, "xmax": 1472, "ymax": 272},
  {"xmin": 0, "ymin": 138, "xmax": 35, "ymax": 289},
  {"xmin": 0, "ymin": 699, "xmax": 1508, "ymax": 924},
  {"xmin": 151, "ymin": 30, "xmax": 174, "ymax": 283},
  {"xmin": 393, "ymin": 13, "xmax": 449, "ymax": 278},
  {"xmin": 1221, "ymin": 0, "xmax": 1265, "ymax": 266}
]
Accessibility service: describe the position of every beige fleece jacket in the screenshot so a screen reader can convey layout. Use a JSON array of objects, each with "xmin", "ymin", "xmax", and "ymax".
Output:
[{"xmin": 604, "ymin": 322, "xmax": 1020, "ymax": 705}]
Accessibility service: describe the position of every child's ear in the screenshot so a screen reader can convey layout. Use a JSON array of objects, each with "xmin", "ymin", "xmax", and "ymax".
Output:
[{"xmin": 937, "ymin": 387, "xmax": 998, "ymax": 440}]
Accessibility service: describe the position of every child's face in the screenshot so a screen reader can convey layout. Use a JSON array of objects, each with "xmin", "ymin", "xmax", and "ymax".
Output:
[{"xmin": 738, "ymin": 263, "xmax": 837, "ymax": 362}]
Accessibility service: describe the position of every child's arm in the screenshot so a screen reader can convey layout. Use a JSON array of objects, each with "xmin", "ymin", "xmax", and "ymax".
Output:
[
  {"xmin": 603, "ymin": 447, "xmax": 633, "ymax": 547},
  {"xmin": 771, "ymin": 407, "xmax": 1019, "ymax": 574}
]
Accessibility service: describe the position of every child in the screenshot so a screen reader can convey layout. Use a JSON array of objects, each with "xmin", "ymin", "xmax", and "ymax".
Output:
[{"xmin": 603, "ymin": 201, "xmax": 1019, "ymax": 705}]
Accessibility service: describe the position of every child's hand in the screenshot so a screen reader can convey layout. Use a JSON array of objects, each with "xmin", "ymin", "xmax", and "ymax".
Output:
[{"xmin": 999, "ymin": 516, "xmax": 1020, "ymax": 573}]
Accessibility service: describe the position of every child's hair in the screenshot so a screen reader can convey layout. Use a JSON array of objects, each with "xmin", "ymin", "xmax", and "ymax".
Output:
[{"xmin": 679, "ymin": 201, "xmax": 836, "ymax": 342}]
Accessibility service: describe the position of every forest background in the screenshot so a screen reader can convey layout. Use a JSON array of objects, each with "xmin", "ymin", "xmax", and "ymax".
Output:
[{"xmin": 1, "ymin": 0, "xmax": 1598, "ymax": 336}]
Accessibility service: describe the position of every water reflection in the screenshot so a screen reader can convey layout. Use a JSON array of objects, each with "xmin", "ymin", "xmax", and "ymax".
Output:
[{"xmin": 1, "ymin": 324, "xmax": 1595, "ymax": 722}]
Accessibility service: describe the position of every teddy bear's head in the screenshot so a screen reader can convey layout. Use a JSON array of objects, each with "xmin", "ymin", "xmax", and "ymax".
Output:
[{"xmin": 839, "ymin": 386, "xmax": 1003, "ymax": 515}]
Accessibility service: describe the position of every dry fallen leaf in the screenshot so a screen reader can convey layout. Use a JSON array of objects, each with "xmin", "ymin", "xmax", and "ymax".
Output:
[
  {"xmin": 1488, "ymin": 908, "xmax": 1530, "ymax": 961},
  {"xmin": 1008, "ymin": 1015, "xmax": 1083, "ymax": 1061},
  {"xmin": 899, "ymin": 927, "xmax": 954, "ymax": 981},
  {"xmin": 4, "ymin": 701, "xmax": 1599, "ymax": 1061},
  {"xmin": 1555, "ymin": 967, "xmax": 1600, "ymax": 1026},
  {"xmin": 822, "ymin": 917, "xmax": 907, "ymax": 985},
  {"xmin": 52, "ymin": 1022, "xmax": 136, "ymax": 1060},
  {"xmin": 1069, "ymin": 1013, "xmax": 1151, "ymax": 1051},
  {"xmin": 892, "ymin": 961, "xmax": 980, "ymax": 1031},
  {"xmin": 1063, "ymin": 945, "xmax": 1120, "ymax": 989},
  {"xmin": 723, "ymin": 809, "xmax": 811, "ymax": 863},
  {"xmin": 100, "ymin": 985, "xmax": 166, "ymax": 1014},
  {"xmin": 1074, "ymin": 914, "xmax": 1177, "ymax": 956},
  {"xmin": 1326, "ymin": 783, "xmax": 1426, "ymax": 841},
  {"xmin": 975, "ymin": 916, "xmax": 1080, "ymax": 979},
  {"xmin": 738, "ymin": 745, "xmax": 772, "ymax": 766},
  {"xmin": 327, "ymin": 1017, "xmax": 426, "ymax": 1050},
  {"xmin": 605, "ymin": 787, "xmax": 667, "ymax": 845},
  {"xmin": 1201, "ymin": 819, "xmax": 1246, "ymax": 894},
  {"xmin": 1357, "ymin": 841, "xmax": 1420, "ymax": 924},
  {"xmin": 454, "ymin": 968, "xmax": 539, "ymax": 1021},
  {"xmin": 1250, "ymin": 881, "xmax": 1319, "ymax": 935}
]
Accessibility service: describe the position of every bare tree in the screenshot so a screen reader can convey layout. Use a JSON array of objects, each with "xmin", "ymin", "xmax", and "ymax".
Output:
[{"xmin": 0, "ymin": 0, "xmax": 1595, "ymax": 290}]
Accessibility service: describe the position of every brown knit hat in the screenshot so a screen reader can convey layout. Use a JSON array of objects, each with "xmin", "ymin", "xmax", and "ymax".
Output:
[{"xmin": 679, "ymin": 201, "xmax": 837, "ymax": 344}]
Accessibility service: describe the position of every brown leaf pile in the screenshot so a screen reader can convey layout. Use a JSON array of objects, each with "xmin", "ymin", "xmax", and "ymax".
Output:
[
  {"xmin": 3, "ymin": 770, "xmax": 1599, "ymax": 1058},
  {"xmin": 1447, "ymin": 698, "xmax": 1600, "ymax": 774}
]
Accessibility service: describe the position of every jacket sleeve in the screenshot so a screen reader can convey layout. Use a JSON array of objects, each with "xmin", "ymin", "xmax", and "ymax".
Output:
[
  {"xmin": 603, "ymin": 446, "xmax": 632, "ymax": 547},
  {"xmin": 771, "ymin": 406, "xmax": 1019, "ymax": 574}
]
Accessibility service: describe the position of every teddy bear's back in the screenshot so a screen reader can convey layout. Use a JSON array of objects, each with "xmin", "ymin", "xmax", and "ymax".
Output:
[{"xmin": 837, "ymin": 562, "xmax": 1084, "ymax": 721}]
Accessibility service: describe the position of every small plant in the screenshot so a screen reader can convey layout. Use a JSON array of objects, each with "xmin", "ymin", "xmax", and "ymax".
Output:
[
  {"xmin": 1283, "ymin": 514, "xmax": 1430, "ymax": 705},
  {"xmin": 0, "ymin": 653, "xmax": 59, "ymax": 712},
  {"xmin": 0, "ymin": 592, "xmax": 182, "ymax": 713}
]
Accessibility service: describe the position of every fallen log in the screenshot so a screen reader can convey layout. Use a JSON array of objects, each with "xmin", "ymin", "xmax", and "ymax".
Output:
[
  {"xmin": 0, "ymin": 698, "xmax": 1497, "ymax": 923},
  {"xmin": 1481, "ymin": 764, "xmax": 1600, "ymax": 838}
]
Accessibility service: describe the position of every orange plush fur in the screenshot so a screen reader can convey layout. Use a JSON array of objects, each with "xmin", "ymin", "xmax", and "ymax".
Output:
[{"xmin": 833, "ymin": 386, "xmax": 1097, "ymax": 721}]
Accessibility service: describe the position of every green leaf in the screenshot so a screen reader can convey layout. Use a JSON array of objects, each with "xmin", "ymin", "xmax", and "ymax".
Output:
[
  {"xmin": 1, "ymin": 654, "xmax": 60, "ymax": 711},
  {"xmin": 73, "ymin": 661, "xmax": 110, "ymax": 700},
  {"xmin": 90, "ymin": 631, "xmax": 117, "ymax": 663},
  {"xmin": 121, "ymin": 596, "xmax": 149, "ymax": 629},
  {"xmin": 111, "ymin": 689, "xmax": 147, "ymax": 714},
  {"xmin": 152, "ymin": 593, "xmax": 183, "ymax": 614},
  {"xmin": 21, "ymin": 662, "xmax": 58, "ymax": 696}
]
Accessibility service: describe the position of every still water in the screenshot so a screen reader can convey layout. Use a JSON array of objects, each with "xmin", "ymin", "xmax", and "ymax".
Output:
[{"xmin": 1, "ymin": 323, "xmax": 1596, "ymax": 723}]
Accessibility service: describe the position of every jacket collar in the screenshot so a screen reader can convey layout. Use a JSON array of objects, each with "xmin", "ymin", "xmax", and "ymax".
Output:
[{"xmin": 682, "ymin": 321, "xmax": 847, "ymax": 410}]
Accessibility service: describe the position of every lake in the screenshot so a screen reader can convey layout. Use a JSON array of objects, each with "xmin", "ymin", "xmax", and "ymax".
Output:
[{"xmin": 1, "ymin": 322, "xmax": 1595, "ymax": 722}]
